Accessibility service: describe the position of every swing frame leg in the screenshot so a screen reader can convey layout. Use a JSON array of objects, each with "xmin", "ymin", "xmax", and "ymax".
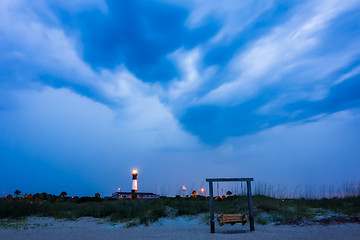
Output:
[
  {"xmin": 209, "ymin": 181, "xmax": 215, "ymax": 233},
  {"xmin": 247, "ymin": 181, "xmax": 255, "ymax": 231}
]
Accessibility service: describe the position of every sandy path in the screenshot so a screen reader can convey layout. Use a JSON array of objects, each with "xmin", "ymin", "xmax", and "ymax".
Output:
[{"xmin": 0, "ymin": 217, "xmax": 359, "ymax": 240}]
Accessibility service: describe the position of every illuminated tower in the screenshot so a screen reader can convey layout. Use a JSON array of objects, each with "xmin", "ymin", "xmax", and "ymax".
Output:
[
  {"xmin": 132, "ymin": 169, "xmax": 138, "ymax": 193},
  {"xmin": 182, "ymin": 185, "xmax": 186, "ymax": 197}
]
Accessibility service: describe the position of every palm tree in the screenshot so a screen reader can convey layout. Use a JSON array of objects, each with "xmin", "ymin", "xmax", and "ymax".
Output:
[
  {"xmin": 14, "ymin": 190, "xmax": 21, "ymax": 198},
  {"xmin": 60, "ymin": 191, "xmax": 67, "ymax": 198},
  {"xmin": 130, "ymin": 193, "xmax": 137, "ymax": 200},
  {"xmin": 39, "ymin": 192, "xmax": 48, "ymax": 200}
]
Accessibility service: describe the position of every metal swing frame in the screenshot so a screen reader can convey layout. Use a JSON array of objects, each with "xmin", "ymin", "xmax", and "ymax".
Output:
[{"xmin": 206, "ymin": 178, "xmax": 255, "ymax": 233}]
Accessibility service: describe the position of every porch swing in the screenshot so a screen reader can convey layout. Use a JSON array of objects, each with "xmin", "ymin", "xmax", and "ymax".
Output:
[
  {"xmin": 206, "ymin": 177, "xmax": 255, "ymax": 233},
  {"xmin": 217, "ymin": 182, "xmax": 248, "ymax": 226},
  {"xmin": 216, "ymin": 181, "xmax": 248, "ymax": 226},
  {"xmin": 217, "ymin": 213, "xmax": 248, "ymax": 226}
]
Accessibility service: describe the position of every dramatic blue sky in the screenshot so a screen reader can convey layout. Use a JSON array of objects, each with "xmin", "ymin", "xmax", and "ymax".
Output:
[{"xmin": 1, "ymin": 0, "xmax": 360, "ymax": 196}]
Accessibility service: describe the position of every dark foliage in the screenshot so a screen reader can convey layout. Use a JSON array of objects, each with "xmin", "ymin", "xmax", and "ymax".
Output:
[{"xmin": 1, "ymin": 194, "xmax": 359, "ymax": 226}]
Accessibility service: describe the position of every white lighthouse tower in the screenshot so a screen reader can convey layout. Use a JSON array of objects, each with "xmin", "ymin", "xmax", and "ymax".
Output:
[
  {"xmin": 111, "ymin": 168, "xmax": 160, "ymax": 199},
  {"xmin": 132, "ymin": 169, "xmax": 138, "ymax": 193}
]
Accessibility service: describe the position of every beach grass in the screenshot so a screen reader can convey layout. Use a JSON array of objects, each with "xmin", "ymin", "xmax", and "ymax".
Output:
[{"xmin": 1, "ymin": 195, "xmax": 359, "ymax": 226}]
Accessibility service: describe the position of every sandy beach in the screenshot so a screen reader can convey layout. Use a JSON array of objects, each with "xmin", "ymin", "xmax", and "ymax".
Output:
[{"xmin": 1, "ymin": 216, "xmax": 359, "ymax": 240}]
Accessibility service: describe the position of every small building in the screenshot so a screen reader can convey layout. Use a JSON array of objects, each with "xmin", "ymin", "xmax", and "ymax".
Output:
[{"xmin": 112, "ymin": 192, "xmax": 159, "ymax": 199}]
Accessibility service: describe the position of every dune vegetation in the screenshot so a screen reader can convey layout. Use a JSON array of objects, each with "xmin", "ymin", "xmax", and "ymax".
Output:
[{"xmin": 1, "ymin": 192, "xmax": 359, "ymax": 227}]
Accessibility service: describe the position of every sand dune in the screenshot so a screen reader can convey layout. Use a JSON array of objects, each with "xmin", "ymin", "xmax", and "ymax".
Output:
[{"xmin": 0, "ymin": 216, "xmax": 359, "ymax": 240}]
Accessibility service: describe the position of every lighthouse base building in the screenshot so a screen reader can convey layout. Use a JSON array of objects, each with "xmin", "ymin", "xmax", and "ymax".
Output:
[{"xmin": 112, "ymin": 192, "xmax": 159, "ymax": 199}]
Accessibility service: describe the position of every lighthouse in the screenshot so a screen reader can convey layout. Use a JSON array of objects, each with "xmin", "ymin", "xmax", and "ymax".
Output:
[
  {"xmin": 132, "ymin": 169, "xmax": 138, "ymax": 193},
  {"xmin": 111, "ymin": 168, "xmax": 159, "ymax": 199}
]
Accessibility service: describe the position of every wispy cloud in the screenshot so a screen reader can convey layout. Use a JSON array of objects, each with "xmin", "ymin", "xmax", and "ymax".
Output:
[
  {"xmin": 334, "ymin": 64, "xmax": 360, "ymax": 85},
  {"xmin": 198, "ymin": 0, "xmax": 360, "ymax": 106},
  {"xmin": 184, "ymin": 0, "xmax": 274, "ymax": 42}
]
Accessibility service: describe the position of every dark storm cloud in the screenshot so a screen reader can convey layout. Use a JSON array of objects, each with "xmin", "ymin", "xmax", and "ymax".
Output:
[{"xmin": 53, "ymin": 0, "xmax": 219, "ymax": 83}]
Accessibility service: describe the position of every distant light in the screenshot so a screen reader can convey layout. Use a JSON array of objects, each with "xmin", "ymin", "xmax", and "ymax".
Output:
[
  {"xmin": 200, "ymin": 188, "xmax": 205, "ymax": 193},
  {"xmin": 132, "ymin": 169, "xmax": 138, "ymax": 174},
  {"xmin": 182, "ymin": 186, "xmax": 186, "ymax": 191},
  {"xmin": 118, "ymin": 188, "xmax": 121, "ymax": 191}
]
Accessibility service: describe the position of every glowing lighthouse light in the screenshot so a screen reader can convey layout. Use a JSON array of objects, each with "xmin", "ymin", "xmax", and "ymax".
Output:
[
  {"xmin": 182, "ymin": 185, "xmax": 186, "ymax": 191},
  {"xmin": 132, "ymin": 169, "xmax": 138, "ymax": 193}
]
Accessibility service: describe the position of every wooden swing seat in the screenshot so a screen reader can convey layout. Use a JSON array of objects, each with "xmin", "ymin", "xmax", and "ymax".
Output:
[{"xmin": 217, "ymin": 213, "xmax": 248, "ymax": 226}]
